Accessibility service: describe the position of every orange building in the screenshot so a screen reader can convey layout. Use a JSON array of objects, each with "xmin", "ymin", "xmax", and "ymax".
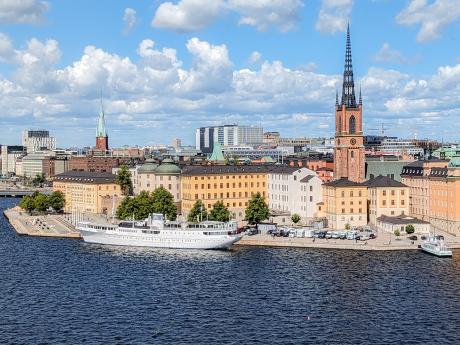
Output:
[{"xmin": 428, "ymin": 157, "xmax": 460, "ymax": 235}]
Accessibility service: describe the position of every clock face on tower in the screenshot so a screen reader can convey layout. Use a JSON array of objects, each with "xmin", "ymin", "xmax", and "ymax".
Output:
[{"xmin": 350, "ymin": 138, "xmax": 356, "ymax": 145}]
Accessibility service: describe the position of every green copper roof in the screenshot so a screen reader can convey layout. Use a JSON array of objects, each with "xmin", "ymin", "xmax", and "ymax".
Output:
[
  {"xmin": 448, "ymin": 156, "xmax": 460, "ymax": 168},
  {"xmin": 155, "ymin": 159, "xmax": 181, "ymax": 174},
  {"xmin": 209, "ymin": 141, "xmax": 225, "ymax": 161},
  {"xmin": 96, "ymin": 98, "xmax": 107, "ymax": 137},
  {"xmin": 138, "ymin": 159, "xmax": 158, "ymax": 173}
]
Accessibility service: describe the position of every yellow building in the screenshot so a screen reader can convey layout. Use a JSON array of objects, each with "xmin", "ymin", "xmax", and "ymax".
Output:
[
  {"xmin": 53, "ymin": 171, "xmax": 121, "ymax": 214},
  {"xmin": 429, "ymin": 157, "xmax": 460, "ymax": 235},
  {"xmin": 181, "ymin": 165, "xmax": 272, "ymax": 221},
  {"xmin": 367, "ymin": 175, "xmax": 409, "ymax": 225},
  {"xmin": 322, "ymin": 178, "xmax": 368, "ymax": 229},
  {"xmin": 401, "ymin": 159, "xmax": 448, "ymax": 221}
]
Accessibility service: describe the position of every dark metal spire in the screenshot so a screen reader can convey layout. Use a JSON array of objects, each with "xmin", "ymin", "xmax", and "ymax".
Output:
[
  {"xmin": 341, "ymin": 23, "xmax": 357, "ymax": 108},
  {"xmin": 336, "ymin": 89, "xmax": 339, "ymax": 106},
  {"xmin": 358, "ymin": 85, "xmax": 362, "ymax": 106}
]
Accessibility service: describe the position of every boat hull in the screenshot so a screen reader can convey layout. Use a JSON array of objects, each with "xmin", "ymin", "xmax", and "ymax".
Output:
[
  {"xmin": 79, "ymin": 229, "xmax": 242, "ymax": 250},
  {"xmin": 420, "ymin": 245, "xmax": 452, "ymax": 257}
]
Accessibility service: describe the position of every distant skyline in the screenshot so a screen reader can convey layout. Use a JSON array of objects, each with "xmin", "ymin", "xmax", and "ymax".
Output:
[{"xmin": 1, "ymin": 0, "xmax": 460, "ymax": 147}]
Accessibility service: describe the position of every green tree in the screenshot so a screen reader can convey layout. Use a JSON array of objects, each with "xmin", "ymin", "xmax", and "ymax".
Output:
[
  {"xmin": 116, "ymin": 165, "xmax": 133, "ymax": 196},
  {"xmin": 209, "ymin": 201, "xmax": 231, "ymax": 222},
  {"xmin": 34, "ymin": 193, "xmax": 49, "ymax": 213},
  {"xmin": 244, "ymin": 192, "xmax": 269, "ymax": 225},
  {"xmin": 291, "ymin": 213, "xmax": 301, "ymax": 224},
  {"xmin": 188, "ymin": 200, "xmax": 207, "ymax": 222},
  {"xmin": 405, "ymin": 224, "xmax": 415, "ymax": 234},
  {"xmin": 133, "ymin": 191, "xmax": 154, "ymax": 220},
  {"xmin": 345, "ymin": 223, "xmax": 351, "ymax": 230},
  {"xmin": 151, "ymin": 186, "xmax": 177, "ymax": 220},
  {"xmin": 47, "ymin": 191, "xmax": 65, "ymax": 212},
  {"xmin": 116, "ymin": 196, "xmax": 137, "ymax": 220},
  {"xmin": 19, "ymin": 195, "xmax": 35, "ymax": 214},
  {"xmin": 394, "ymin": 229, "xmax": 401, "ymax": 239},
  {"xmin": 32, "ymin": 173, "xmax": 45, "ymax": 187}
]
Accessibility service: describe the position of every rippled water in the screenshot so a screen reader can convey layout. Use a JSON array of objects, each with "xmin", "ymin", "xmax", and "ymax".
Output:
[{"xmin": 1, "ymin": 198, "xmax": 460, "ymax": 344}]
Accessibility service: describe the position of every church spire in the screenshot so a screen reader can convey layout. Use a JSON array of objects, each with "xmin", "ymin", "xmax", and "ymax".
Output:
[
  {"xmin": 359, "ymin": 85, "xmax": 362, "ymax": 106},
  {"xmin": 341, "ymin": 23, "xmax": 357, "ymax": 108},
  {"xmin": 96, "ymin": 93, "xmax": 107, "ymax": 138}
]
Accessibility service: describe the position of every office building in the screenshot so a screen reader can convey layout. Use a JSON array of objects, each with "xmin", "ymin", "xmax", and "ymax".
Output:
[
  {"xmin": 22, "ymin": 130, "xmax": 56, "ymax": 153},
  {"xmin": 195, "ymin": 125, "xmax": 263, "ymax": 153}
]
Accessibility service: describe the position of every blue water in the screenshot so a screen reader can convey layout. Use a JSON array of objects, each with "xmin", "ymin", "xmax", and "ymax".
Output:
[{"xmin": 1, "ymin": 198, "xmax": 460, "ymax": 344}]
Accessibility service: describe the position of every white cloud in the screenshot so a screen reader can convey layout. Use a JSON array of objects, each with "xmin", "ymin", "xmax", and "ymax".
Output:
[
  {"xmin": 123, "ymin": 8, "xmax": 137, "ymax": 35},
  {"xmin": 228, "ymin": 0, "xmax": 303, "ymax": 32},
  {"xmin": 0, "ymin": 0, "xmax": 49, "ymax": 24},
  {"xmin": 374, "ymin": 43, "xmax": 421, "ymax": 65},
  {"xmin": 152, "ymin": 0, "xmax": 225, "ymax": 32},
  {"xmin": 248, "ymin": 51, "xmax": 261, "ymax": 64},
  {"xmin": 396, "ymin": 0, "xmax": 460, "ymax": 42},
  {"xmin": 315, "ymin": 0, "xmax": 353, "ymax": 34},
  {"xmin": 2, "ymin": 35, "xmax": 460, "ymax": 145},
  {"xmin": 0, "ymin": 32, "xmax": 15, "ymax": 62},
  {"xmin": 151, "ymin": 0, "xmax": 303, "ymax": 32}
]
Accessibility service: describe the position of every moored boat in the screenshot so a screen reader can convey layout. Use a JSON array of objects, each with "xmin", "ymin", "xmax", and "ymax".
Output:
[
  {"xmin": 77, "ymin": 214, "xmax": 242, "ymax": 250},
  {"xmin": 420, "ymin": 236, "xmax": 452, "ymax": 257}
]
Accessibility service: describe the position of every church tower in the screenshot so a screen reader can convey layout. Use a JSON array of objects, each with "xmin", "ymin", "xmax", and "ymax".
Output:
[
  {"xmin": 95, "ymin": 96, "xmax": 109, "ymax": 151},
  {"xmin": 333, "ymin": 24, "xmax": 365, "ymax": 182}
]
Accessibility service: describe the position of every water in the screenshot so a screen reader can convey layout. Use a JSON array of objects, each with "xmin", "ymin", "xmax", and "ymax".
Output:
[{"xmin": 1, "ymin": 198, "xmax": 460, "ymax": 345}]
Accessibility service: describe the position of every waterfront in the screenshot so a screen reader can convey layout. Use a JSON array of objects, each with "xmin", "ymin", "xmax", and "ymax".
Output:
[{"xmin": 1, "ymin": 199, "xmax": 460, "ymax": 344}]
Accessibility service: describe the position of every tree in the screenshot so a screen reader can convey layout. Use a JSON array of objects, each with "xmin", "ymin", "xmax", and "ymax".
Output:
[
  {"xmin": 34, "ymin": 193, "xmax": 49, "ymax": 213},
  {"xmin": 188, "ymin": 200, "xmax": 207, "ymax": 222},
  {"xmin": 245, "ymin": 192, "xmax": 269, "ymax": 225},
  {"xmin": 291, "ymin": 213, "xmax": 301, "ymax": 224},
  {"xmin": 19, "ymin": 195, "xmax": 35, "ymax": 214},
  {"xmin": 134, "ymin": 191, "xmax": 154, "ymax": 220},
  {"xmin": 47, "ymin": 191, "xmax": 65, "ymax": 212},
  {"xmin": 32, "ymin": 173, "xmax": 45, "ymax": 187},
  {"xmin": 116, "ymin": 196, "xmax": 137, "ymax": 220},
  {"xmin": 151, "ymin": 186, "xmax": 177, "ymax": 220},
  {"xmin": 394, "ymin": 229, "xmax": 401, "ymax": 239},
  {"xmin": 209, "ymin": 201, "xmax": 230, "ymax": 222},
  {"xmin": 345, "ymin": 223, "xmax": 351, "ymax": 230},
  {"xmin": 116, "ymin": 165, "xmax": 133, "ymax": 196},
  {"xmin": 405, "ymin": 224, "xmax": 415, "ymax": 234}
]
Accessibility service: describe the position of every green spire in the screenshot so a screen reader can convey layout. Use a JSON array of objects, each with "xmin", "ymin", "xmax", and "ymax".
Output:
[
  {"xmin": 96, "ymin": 95, "xmax": 107, "ymax": 137},
  {"xmin": 209, "ymin": 141, "xmax": 225, "ymax": 161}
]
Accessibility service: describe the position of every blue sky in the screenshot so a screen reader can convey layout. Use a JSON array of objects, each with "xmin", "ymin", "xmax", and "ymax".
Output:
[{"xmin": 1, "ymin": 0, "xmax": 460, "ymax": 147}]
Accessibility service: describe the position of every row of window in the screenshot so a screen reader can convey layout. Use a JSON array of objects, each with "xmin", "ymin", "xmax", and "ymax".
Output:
[
  {"xmin": 189, "ymin": 175, "xmax": 263, "ymax": 180},
  {"xmin": 184, "ymin": 182, "xmax": 265, "ymax": 189}
]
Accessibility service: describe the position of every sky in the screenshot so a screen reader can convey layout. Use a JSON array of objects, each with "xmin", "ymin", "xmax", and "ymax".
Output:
[{"xmin": 1, "ymin": 0, "xmax": 460, "ymax": 148}]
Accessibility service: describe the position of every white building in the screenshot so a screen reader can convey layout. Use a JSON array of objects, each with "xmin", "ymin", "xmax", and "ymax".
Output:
[
  {"xmin": 268, "ymin": 167, "xmax": 322, "ymax": 225},
  {"xmin": 1, "ymin": 145, "xmax": 26, "ymax": 177},
  {"xmin": 195, "ymin": 125, "xmax": 263, "ymax": 153},
  {"xmin": 22, "ymin": 130, "xmax": 56, "ymax": 153},
  {"xmin": 379, "ymin": 138, "xmax": 424, "ymax": 157},
  {"xmin": 21, "ymin": 151, "xmax": 55, "ymax": 178}
]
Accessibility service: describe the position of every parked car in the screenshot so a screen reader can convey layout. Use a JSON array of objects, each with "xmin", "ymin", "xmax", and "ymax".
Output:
[
  {"xmin": 369, "ymin": 233, "xmax": 377, "ymax": 239},
  {"xmin": 357, "ymin": 232, "xmax": 370, "ymax": 241},
  {"xmin": 325, "ymin": 231, "xmax": 333, "ymax": 239},
  {"xmin": 408, "ymin": 235, "xmax": 418, "ymax": 241},
  {"xmin": 435, "ymin": 235, "xmax": 445, "ymax": 241},
  {"xmin": 317, "ymin": 231, "xmax": 327, "ymax": 239},
  {"xmin": 246, "ymin": 228, "xmax": 259, "ymax": 236},
  {"xmin": 338, "ymin": 231, "xmax": 347, "ymax": 240},
  {"xmin": 347, "ymin": 230, "xmax": 358, "ymax": 240}
]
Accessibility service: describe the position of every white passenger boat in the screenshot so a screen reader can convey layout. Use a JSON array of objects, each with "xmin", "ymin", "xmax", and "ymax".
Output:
[
  {"xmin": 77, "ymin": 214, "xmax": 242, "ymax": 250},
  {"xmin": 420, "ymin": 236, "xmax": 452, "ymax": 257}
]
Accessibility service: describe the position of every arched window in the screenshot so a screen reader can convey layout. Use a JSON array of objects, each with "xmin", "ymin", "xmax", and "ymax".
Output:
[{"xmin": 349, "ymin": 115, "xmax": 356, "ymax": 134}]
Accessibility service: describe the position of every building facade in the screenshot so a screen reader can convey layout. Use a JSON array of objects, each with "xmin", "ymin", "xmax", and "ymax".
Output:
[
  {"xmin": 268, "ymin": 167, "xmax": 322, "ymax": 224},
  {"xmin": 333, "ymin": 25, "xmax": 365, "ymax": 183},
  {"xmin": 1, "ymin": 145, "xmax": 25, "ymax": 176},
  {"xmin": 53, "ymin": 171, "xmax": 121, "ymax": 214},
  {"xmin": 366, "ymin": 175, "xmax": 410, "ymax": 226},
  {"xmin": 22, "ymin": 130, "xmax": 56, "ymax": 153},
  {"xmin": 400, "ymin": 159, "xmax": 448, "ymax": 221},
  {"xmin": 69, "ymin": 156, "xmax": 125, "ymax": 172},
  {"xmin": 181, "ymin": 165, "xmax": 272, "ymax": 222},
  {"xmin": 322, "ymin": 178, "xmax": 368, "ymax": 229},
  {"xmin": 195, "ymin": 125, "xmax": 264, "ymax": 153}
]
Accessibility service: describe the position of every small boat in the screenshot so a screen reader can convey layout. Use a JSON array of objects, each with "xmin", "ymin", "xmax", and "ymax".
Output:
[{"xmin": 420, "ymin": 235, "xmax": 452, "ymax": 257}]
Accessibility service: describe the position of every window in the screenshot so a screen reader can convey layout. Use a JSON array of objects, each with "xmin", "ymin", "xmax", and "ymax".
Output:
[
  {"xmin": 349, "ymin": 115, "xmax": 356, "ymax": 134},
  {"xmin": 342, "ymin": 208, "xmax": 345, "ymax": 214}
]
